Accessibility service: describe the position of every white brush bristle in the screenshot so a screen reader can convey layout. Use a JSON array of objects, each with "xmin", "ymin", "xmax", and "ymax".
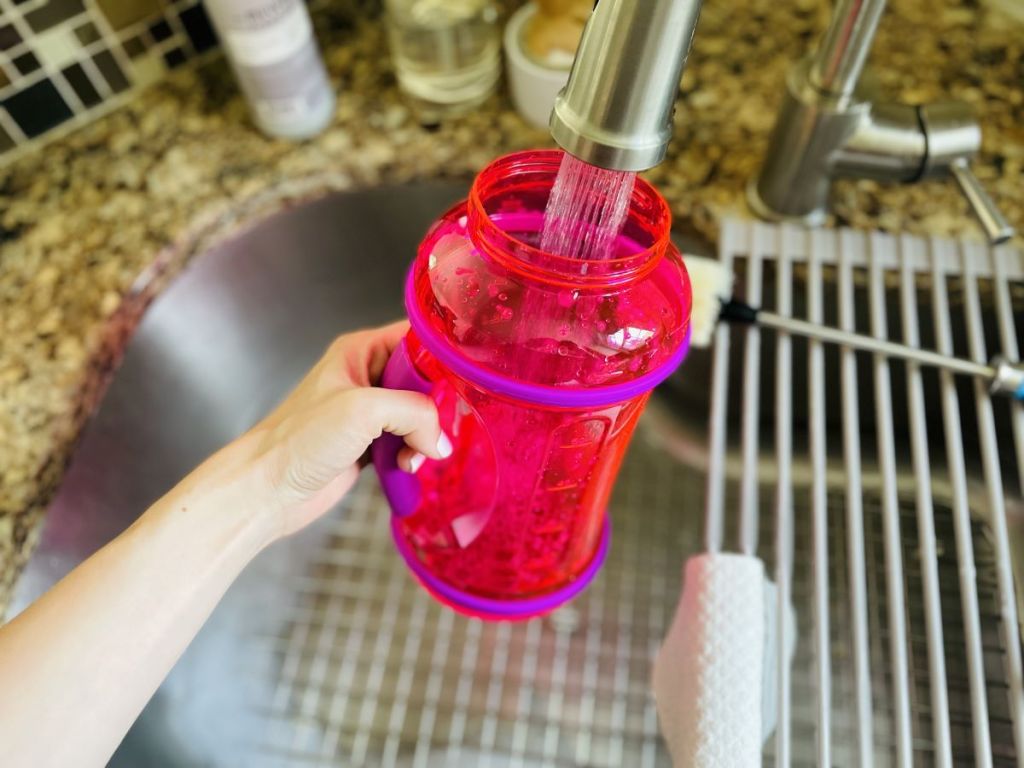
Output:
[{"xmin": 684, "ymin": 256, "xmax": 734, "ymax": 348}]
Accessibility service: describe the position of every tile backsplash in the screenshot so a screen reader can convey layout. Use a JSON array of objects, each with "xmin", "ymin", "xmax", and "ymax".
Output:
[{"xmin": 0, "ymin": 0, "xmax": 219, "ymax": 157}]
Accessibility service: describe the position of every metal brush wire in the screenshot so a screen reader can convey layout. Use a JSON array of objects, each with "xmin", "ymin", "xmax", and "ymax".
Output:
[{"xmin": 717, "ymin": 301, "xmax": 1024, "ymax": 398}]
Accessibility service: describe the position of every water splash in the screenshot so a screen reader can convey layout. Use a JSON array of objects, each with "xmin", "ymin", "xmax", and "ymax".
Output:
[{"xmin": 540, "ymin": 153, "xmax": 636, "ymax": 261}]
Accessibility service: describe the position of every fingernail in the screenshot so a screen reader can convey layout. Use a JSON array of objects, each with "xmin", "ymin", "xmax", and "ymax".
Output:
[
  {"xmin": 407, "ymin": 452, "xmax": 426, "ymax": 473},
  {"xmin": 437, "ymin": 432, "xmax": 453, "ymax": 459}
]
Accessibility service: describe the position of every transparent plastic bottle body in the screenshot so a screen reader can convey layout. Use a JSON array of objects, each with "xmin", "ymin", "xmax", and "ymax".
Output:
[{"xmin": 374, "ymin": 151, "xmax": 692, "ymax": 619}]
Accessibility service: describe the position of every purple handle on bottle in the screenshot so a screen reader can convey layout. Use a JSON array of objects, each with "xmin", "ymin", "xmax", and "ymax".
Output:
[{"xmin": 371, "ymin": 337, "xmax": 431, "ymax": 518}]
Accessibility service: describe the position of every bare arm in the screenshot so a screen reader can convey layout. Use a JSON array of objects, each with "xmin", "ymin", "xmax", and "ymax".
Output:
[{"xmin": 0, "ymin": 322, "xmax": 446, "ymax": 768}]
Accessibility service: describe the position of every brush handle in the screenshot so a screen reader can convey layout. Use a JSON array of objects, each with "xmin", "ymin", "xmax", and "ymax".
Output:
[{"xmin": 727, "ymin": 303, "xmax": 1024, "ymax": 399}]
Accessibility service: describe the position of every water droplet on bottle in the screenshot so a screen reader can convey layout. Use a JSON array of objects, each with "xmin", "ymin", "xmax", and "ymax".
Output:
[
  {"xmin": 498, "ymin": 292, "xmax": 508, "ymax": 302},
  {"xmin": 557, "ymin": 290, "xmax": 575, "ymax": 307},
  {"xmin": 557, "ymin": 341, "xmax": 571, "ymax": 356}
]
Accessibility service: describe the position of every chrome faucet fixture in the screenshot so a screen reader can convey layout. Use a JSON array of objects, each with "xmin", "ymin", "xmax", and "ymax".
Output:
[
  {"xmin": 748, "ymin": 0, "xmax": 1014, "ymax": 244},
  {"xmin": 549, "ymin": 0, "xmax": 704, "ymax": 172}
]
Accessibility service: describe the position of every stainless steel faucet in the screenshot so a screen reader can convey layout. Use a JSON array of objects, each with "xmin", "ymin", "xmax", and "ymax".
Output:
[
  {"xmin": 748, "ymin": 0, "xmax": 1014, "ymax": 244},
  {"xmin": 549, "ymin": 0, "xmax": 704, "ymax": 172}
]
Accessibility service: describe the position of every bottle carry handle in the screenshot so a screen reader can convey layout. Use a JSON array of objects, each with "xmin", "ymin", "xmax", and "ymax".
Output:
[
  {"xmin": 371, "ymin": 337, "xmax": 430, "ymax": 519},
  {"xmin": 372, "ymin": 335, "xmax": 498, "ymax": 549}
]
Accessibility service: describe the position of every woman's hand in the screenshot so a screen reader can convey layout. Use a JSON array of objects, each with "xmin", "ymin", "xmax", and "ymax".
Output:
[
  {"xmin": 182, "ymin": 320, "xmax": 449, "ymax": 545},
  {"xmin": 0, "ymin": 321, "xmax": 447, "ymax": 768}
]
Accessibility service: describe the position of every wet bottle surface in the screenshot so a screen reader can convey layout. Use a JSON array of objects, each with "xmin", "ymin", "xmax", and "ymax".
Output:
[{"xmin": 374, "ymin": 150, "xmax": 692, "ymax": 619}]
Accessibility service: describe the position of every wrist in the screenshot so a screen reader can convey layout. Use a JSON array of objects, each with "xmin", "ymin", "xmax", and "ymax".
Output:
[{"xmin": 149, "ymin": 437, "xmax": 284, "ymax": 560}]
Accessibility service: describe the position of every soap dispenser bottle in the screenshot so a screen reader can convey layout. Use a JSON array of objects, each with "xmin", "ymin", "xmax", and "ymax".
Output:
[{"xmin": 205, "ymin": 0, "xmax": 335, "ymax": 139}]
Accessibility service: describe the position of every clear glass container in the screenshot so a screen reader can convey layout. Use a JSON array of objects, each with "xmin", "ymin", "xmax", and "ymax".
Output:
[{"xmin": 384, "ymin": 0, "xmax": 501, "ymax": 117}]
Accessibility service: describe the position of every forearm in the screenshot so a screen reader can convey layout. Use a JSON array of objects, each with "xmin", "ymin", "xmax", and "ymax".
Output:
[
  {"xmin": 0, "ymin": 323, "xmax": 440, "ymax": 768},
  {"xmin": 0, "ymin": 451, "xmax": 270, "ymax": 768}
]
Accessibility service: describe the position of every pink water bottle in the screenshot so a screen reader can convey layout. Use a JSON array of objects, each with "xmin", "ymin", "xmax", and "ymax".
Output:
[{"xmin": 372, "ymin": 150, "xmax": 692, "ymax": 620}]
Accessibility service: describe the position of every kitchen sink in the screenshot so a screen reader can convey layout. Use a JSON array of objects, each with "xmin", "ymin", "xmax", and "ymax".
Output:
[{"xmin": 9, "ymin": 184, "xmax": 1024, "ymax": 766}]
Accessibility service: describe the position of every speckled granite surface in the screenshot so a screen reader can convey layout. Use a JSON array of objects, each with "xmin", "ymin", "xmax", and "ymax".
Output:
[{"xmin": 0, "ymin": 0, "xmax": 1021, "ymax": 612}]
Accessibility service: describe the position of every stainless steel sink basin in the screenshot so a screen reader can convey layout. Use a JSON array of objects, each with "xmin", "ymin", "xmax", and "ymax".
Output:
[{"xmin": 9, "ymin": 184, "xmax": 1024, "ymax": 766}]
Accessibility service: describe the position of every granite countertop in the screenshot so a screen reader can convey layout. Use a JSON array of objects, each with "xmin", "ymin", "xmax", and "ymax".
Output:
[{"xmin": 1, "ymin": 0, "xmax": 1021, "ymax": 612}]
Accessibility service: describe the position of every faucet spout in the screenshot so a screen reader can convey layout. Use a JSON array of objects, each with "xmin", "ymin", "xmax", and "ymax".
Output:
[
  {"xmin": 809, "ymin": 0, "xmax": 888, "ymax": 99},
  {"xmin": 549, "ymin": 0, "xmax": 703, "ymax": 172},
  {"xmin": 749, "ymin": 0, "xmax": 1014, "ymax": 243}
]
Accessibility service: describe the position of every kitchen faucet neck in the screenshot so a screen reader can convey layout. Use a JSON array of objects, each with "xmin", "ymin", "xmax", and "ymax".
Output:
[
  {"xmin": 808, "ymin": 0, "xmax": 888, "ymax": 100},
  {"xmin": 548, "ymin": 0, "xmax": 704, "ymax": 173}
]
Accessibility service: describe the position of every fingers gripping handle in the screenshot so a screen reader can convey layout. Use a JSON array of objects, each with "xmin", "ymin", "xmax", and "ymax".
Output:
[{"xmin": 371, "ymin": 338, "xmax": 431, "ymax": 518}]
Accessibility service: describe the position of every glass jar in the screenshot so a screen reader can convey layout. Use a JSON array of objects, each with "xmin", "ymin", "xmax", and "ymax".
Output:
[{"xmin": 384, "ymin": 0, "xmax": 501, "ymax": 117}]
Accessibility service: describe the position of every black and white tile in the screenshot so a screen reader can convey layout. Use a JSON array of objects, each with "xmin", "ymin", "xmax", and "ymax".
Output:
[{"xmin": 0, "ymin": 0, "xmax": 220, "ymax": 157}]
